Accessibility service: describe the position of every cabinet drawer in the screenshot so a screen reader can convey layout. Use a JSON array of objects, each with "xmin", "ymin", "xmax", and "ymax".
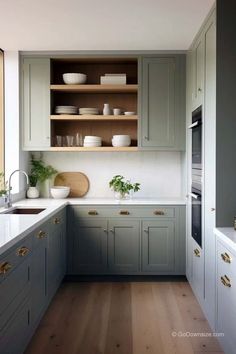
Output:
[
  {"xmin": 49, "ymin": 209, "xmax": 66, "ymax": 230},
  {"xmin": 0, "ymin": 237, "xmax": 32, "ymax": 282},
  {"xmin": 72, "ymin": 206, "xmax": 175, "ymax": 219},
  {"xmin": 0, "ymin": 258, "xmax": 30, "ymax": 330},
  {"xmin": 32, "ymin": 222, "xmax": 50, "ymax": 249},
  {"xmin": 217, "ymin": 241, "xmax": 236, "ymax": 279}
]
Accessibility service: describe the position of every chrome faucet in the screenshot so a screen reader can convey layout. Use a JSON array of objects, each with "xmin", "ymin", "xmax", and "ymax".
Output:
[{"xmin": 6, "ymin": 169, "xmax": 29, "ymax": 208}]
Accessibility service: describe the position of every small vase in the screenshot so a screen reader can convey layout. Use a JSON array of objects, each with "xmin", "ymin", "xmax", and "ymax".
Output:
[
  {"xmin": 103, "ymin": 103, "xmax": 110, "ymax": 115},
  {"xmin": 39, "ymin": 179, "xmax": 51, "ymax": 198},
  {"xmin": 27, "ymin": 186, "xmax": 39, "ymax": 199},
  {"xmin": 114, "ymin": 191, "xmax": 129, "ymax": 200}
]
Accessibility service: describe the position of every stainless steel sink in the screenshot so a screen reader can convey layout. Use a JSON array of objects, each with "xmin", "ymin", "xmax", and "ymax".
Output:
[{"xmin": 3, "ymin": 208, "xmax": 45, "ymax": 215}]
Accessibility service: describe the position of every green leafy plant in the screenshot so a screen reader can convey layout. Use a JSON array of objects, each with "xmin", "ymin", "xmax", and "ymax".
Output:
[
  {"xmin": 29, "ymin": 155, "xmax": 58, "ymax": 186},
  {"xmin": 109, "ymin": 175, "xmax": 140, "ymax": 198},
  {"xmin": 0, "ymin": 172, "xmax": 8, "ymax": 196}
]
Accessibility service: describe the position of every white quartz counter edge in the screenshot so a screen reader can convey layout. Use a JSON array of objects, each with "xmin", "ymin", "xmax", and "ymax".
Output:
[
  {"xmin": 0, "ymin": 198, "xmax": 186, "ymax": 257},
  {"xmin": 214, "ymin": 227, "xmax": 236, "ymax": 253}
]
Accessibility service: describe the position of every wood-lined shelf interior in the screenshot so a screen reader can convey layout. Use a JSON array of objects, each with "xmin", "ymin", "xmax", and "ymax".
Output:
[{"xmin": 50, "ymin": 57, "xmax": 138, "ymax": 150}]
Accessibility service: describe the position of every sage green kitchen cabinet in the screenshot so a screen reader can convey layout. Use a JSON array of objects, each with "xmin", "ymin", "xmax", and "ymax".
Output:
[
  {"xmin": 72, "ymin": 218, "xmax": 108, "ymax": 274},
  {"xmin": 108, "ymin": 219, "xmax": 139, "ymax": 273},
  {"xmin": 141, "ymin": 220, "xmax": 175, "ymax": 273},
  {"xmin": 191, "ymin": 35, "xmax": 204, "ymax": 109},
  {"xmin": 140, "ymin": 55, "xmax": 185, "ymax": 150},
  {"xmin": 22, "ymin": 58, "xmax": 50, "ymax": 150}
]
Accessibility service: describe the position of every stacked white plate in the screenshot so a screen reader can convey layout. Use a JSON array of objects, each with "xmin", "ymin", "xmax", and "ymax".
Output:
[
  {"xmin": 84, "ymin": 136, "xmax": 102, "ymax": 147},
  {"xmin": 112, "ymin": 135, "xmax": 131, "ymax": 147},
  {"xmin": 55, "ymin": 106, "xmax": 77, "ymax": 114},
  {"xmin": 79, "ymin": 108, "xmax": 99, "ymax": 115}
]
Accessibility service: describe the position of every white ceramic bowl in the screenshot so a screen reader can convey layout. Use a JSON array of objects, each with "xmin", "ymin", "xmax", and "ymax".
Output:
[
  {"xmin": 112, "ymin": 139, "xmax": 131, "ymax": 147},
  {"xmin": 50, "ymin": 186, "xmax": 70, "ymax": 199},
  {"xmin": 84, "ymin": 142, "xmax": 102, "ymax": 147},
  {"xmin": 124, "ymin": 111, "xmax": 135, "ymax": 115},
  {"xmin": 63, "ymin": 73, "xmax": 87, "ymax": 85}
]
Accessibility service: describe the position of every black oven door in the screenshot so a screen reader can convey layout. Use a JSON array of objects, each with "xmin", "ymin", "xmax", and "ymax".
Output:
[
  {"xmin": 191, "ymin": 190, "xmax": 202, "ymax": 248},
  {"xmin": 190, "ymin": 106, "xmax": 202, "ymax": 170}
]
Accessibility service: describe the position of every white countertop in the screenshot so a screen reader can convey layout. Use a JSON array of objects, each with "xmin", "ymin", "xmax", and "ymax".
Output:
[
  {"xmin": 0, "ymin": 197, "xmax": 186, "ymax": 256},
  {"xmin": 214, "ymin": 227, "xmax": 236, "ymax": 253}
]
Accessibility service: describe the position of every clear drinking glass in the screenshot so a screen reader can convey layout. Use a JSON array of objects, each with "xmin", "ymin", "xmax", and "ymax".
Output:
[
  {"xmin": 75, "ymin": 133, "xmax": 83, "ymax": 147},
  {"xmin": 66, "ymin": 135, "xmax": 74, "ymax": 147},
  {"xmin": 55, "ymin": 135, "xmax": 62, "ymax": 147}
]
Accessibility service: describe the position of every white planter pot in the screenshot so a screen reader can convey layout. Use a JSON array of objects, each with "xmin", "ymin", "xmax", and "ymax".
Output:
[{"xmin": 27, "ymin": 186, "xmax": 39, "ymax": 199}]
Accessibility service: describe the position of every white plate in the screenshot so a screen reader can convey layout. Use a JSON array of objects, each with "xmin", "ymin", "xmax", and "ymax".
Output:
[{"xmin": 124, "ymin": 112, "xmax": 135, "ymax": 115}]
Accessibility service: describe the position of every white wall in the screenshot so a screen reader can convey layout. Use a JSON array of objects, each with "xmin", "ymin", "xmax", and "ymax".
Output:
[
  {"xmin": 3, "ymin": 51, "xmax": 29, "ymax": 202},
  {"xmin": 43, "ymin": 151, "xmax": 184, "ymax": 198}
]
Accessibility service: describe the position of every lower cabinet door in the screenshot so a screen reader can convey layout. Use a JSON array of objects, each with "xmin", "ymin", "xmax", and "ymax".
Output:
[
  {"xmin": 72, "ymin": 219, "xmax": 108, "ymax": 274},
  {"xmin": 47, "ymin": 228, "xmax": 62, "ymax": 298},
  {"xmin": 192, "ymin": 238, "xmax": 204, "ymax": 302},
  {"xmin": 108, "ymin": 219, "xmax": 139, "ymax": 273},
  {"xmin": 0, "ymin": 297, "xmax": 31, "ymax": 354},
  {"xmin": 31, "ymin": 240, "xmax": 47, "ymax": 325},
  {"xmin": 142, "ymin": 220, "xmax": 175, "ymax": 273}
]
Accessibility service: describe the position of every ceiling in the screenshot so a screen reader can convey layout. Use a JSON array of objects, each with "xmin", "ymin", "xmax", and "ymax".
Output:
[{"xmin": 0, "ymin": 0, "xmax": 215, "ymax": 51}]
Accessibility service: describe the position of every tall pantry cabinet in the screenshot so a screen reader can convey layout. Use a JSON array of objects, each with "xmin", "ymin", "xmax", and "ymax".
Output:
[{"xmin": 186, "ymin": 8, "xmax": 216, "ymax": 330}]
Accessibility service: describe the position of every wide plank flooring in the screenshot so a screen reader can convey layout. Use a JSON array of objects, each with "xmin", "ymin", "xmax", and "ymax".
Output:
[{"xmin": 25, "ymin": 281, "xmax": 223, "ymax": 354}]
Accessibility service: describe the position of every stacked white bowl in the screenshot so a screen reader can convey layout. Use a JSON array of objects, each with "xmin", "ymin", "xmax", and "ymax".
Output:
[
  {"xmin": 55, "ymin": 106, "xmax": 77, "ymax": 114},
  {"xmin": 79, "ymin": 108, "xmax": 99, "ymax": 115},
  {"xmin": 112, "ymin": 135, "xmax": 131, "ymax": 147},
  {"xmin": 84, "ymin": 136, "xmax": 102, "ymax": 147},
  {"xmin": 63, "ymin": 73, "xmax": 87, "ymax": 85}
]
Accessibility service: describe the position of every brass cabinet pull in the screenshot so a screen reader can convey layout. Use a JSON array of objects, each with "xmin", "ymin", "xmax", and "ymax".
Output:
[
  {"xmin": 54, "ymin": 217, "xmax": 60, "ymax": 224},
  {"xmin": 110, "ymin": 229, "xmax": 114, "ymax": 233},
  {"xmin": 16, "ymin": 246, "xmax": 29, "ymax": 257},
  {"xmin": 103, "ymin": 229, "xmax": 108, "ymax": 233},
  {"xmin": 144, "ymin": 229, "xmax": 149, "ymax": 233},
  {"xmin": 194, "ymin": 248, "xmax": 200, "ymax": 257},
  {"xmin": 221, "ymin": 275, "xmax": 231, "ymax": 288},
  {"xmin": 221, "ymin": 252, "xmax": 232, "ymax": 264},
  {"xmin": 119, "ymin": 210, "xmax": 130, "ymax": 215},
  {"xmin": 37, "ymin": 230, "xmax": 46, "ymax": 239},
  {"xmin": 0, "ymin": 261, "xmax": 12, "ymax": 275},
  {"xmin": 154, "ymin": 210, "xmax": 165, "ymax": 216},
  {"xmin": 88, "ymin": 210, "xmax": 98, "ymax": 215}
]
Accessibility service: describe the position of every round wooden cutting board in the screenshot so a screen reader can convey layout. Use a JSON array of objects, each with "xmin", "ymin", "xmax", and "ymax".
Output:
[{"xmin": 54, "ymin": 172, "xmax": 89, "ymax": 197}]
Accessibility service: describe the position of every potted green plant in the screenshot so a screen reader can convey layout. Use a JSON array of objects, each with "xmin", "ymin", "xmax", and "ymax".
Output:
[
  {"xmin": 109, "ymin": 175, "xmax": 140, "ymax": 200},
  {"xmin": 28, "ymin": 155, "xmax": 58, "ymax": 198},
  {"xmin": 0, "ymin": 172, "xmax": 8, "ymax": 202}
]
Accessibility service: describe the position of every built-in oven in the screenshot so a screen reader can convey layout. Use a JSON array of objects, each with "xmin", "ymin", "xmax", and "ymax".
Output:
[
  {"xmin": 189, "ymin": 106, "xmax": 202, "ymax": 170},
  {"xmin": 190, "ymin": 174, "xmax": 202, "ymax": 248}
]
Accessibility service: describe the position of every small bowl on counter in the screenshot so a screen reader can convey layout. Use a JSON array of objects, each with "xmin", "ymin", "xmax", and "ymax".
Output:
[
  {"xmin": 50, "ymin": 186, "xmax": 70, "ymax": 199},
  {"xmin": 63, "ymin": 73, "xmax": 87, "ymax": 85}
]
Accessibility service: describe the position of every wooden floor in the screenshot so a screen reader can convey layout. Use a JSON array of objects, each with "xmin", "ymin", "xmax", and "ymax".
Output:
[{"xmin": 25, "ymin": 281, "xmax": 223, "ymax": 354}]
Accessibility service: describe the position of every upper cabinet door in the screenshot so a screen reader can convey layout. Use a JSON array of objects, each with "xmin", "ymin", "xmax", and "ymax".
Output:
[
  {"xmin": 22, "ymin": 58, "xmax": 50, "ymax": 150},
  {"xmin": 140, "ymin": 56, "xmax": 185, "ymax": 150},
  {"xmin": 192, "ymin": 36, "xmax": 204, "ymax": 109}
]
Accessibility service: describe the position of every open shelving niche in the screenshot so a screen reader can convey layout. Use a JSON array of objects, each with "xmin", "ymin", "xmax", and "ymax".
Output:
[{"xmin": 50, "ymin": 57, "xmax": 138, "ymax": 151}]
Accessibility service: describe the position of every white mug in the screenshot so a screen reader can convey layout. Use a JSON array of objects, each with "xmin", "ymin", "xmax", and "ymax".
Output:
[{"xmin": 113, "ymin": 108, "xmax": 121, "ymax": 115}]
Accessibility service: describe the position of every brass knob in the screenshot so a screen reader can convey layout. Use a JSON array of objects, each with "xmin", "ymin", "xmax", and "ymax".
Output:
[
  {"xmin": 221, "ymin": 252, "xmax": 231, "ymax": 264},
  {"xmin": 37, "ymin": 230, "xmax": 46, "ymax": 239},
  {"xmin": 0, "ymin": 261, "xmax": 12, "ymax": 275},
  {"xmin": 110, "ymin": 229, "xmax": 114, "ymax": 233},
  {"xmin": 16, "ymin": 246, "xmax": 29, "ymax": 257},
  {"xmin": 198, "ymin": 87, "xmax": 202, "ymax": 92},
  {"xmin": 54, "ymin": 217, "xmax": 60, "ymax": 224},
  {"xmin": 154, "ymin": 210, "xmax": 165, "ymax": 216},
  {"xmin": 144, "ymin": 229, "xmax": 149, "ymax": 233},
  {"xmin": 88, "ymin": 210, "xmax": 98, "ymax": 215},
  {"xmin": 221, "ymin": 275, "xmax": 231, "ymax": 288},
  {"xmin": 211, "ymin": 208, "xmax": 215, "ymax": 211},
  {"xmin": 103, "ymin": 229, "xmax": 108, "ymax": 233},
  {"xmin": 144, "ymin": 136, "xmax": 148, "ymax": 140},
  {"xmin": 119, "ymin": 210, "xmax": 130, "ymax": 215},
  {"xmin": 194, "ymin": 248, "xmax": 200, "ymax": 257}
]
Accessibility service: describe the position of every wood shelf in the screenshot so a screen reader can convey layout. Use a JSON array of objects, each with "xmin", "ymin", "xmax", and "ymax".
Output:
[
  {"xmin": 50, "ymin": 115, "xmax": 138, "ymax": 121},
  {"xmin": 50, "ymin": 84, "xmax": 138, "ymax": 93},
  {"xmin": 49, "ymin": 146, "xmax": 138, "ymax": 152}
]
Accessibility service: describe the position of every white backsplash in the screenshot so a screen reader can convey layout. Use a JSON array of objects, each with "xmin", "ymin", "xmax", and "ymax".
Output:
[{"xmin": 43, "ymin": 151, "xmax": 184, "ymax": 198}]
